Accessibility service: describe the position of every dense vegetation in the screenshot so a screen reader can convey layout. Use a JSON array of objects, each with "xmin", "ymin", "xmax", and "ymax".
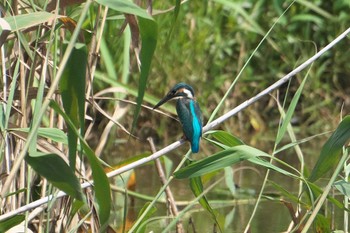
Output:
[{"xmin": 0, "ymin": 0, "xmax": 350, "ymax": 232}]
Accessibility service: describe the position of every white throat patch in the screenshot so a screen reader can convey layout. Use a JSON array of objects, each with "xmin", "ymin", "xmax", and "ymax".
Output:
[{"xmin": 183, "ymin": 89, "xmax": 193, "ymax": 98}]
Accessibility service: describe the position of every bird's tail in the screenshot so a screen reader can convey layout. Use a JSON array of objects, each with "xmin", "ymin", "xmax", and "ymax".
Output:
[{"xmin": 191, "ymin": 141, "xmax": 200, "ymax": 153}]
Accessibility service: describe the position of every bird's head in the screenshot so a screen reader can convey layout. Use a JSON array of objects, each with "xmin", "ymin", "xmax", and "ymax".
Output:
[{"xmin": 153, "ymin": 83, "xmax": 195, "ymax": 109}]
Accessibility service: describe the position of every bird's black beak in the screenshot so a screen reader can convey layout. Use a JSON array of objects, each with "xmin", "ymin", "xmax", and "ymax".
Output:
[{"xmin": 153, "ymin": 93, "xmax": 176, "ymax": 110}]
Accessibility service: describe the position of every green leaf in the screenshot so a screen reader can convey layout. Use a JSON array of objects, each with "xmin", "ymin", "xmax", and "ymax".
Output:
[
  {"xmin": 4, "ymin": 12, "xmax": 62, "ymax": 31},
  {"xmin": 100, "ymin": 37, "xmax": 118, "ymax": 80},
  {"xmin": 308, "ymin": 116, "xmax": 350, "ymax": 182},
  {"xmin": 49, "ymin": 101, "xmax": 111, "ymax": 231},
  {"xmin": 315, "ymin": 214, "xmax": 331, "ymax": 233},
  {"xmin": 68, "ymin": 200, "xmax": 87, "ymax": 227},
  {"xmin": 224, "ymin": 167, "xmax": 236, "ymax": 195},
  {"xmin": 175, "ymin": 145, "xmax": 298, "ymax": 179},
  {"xmin": 276, "ymin": 72, "xmax": 309, "ymax": 145},
  {"xmin": 269, "ymin": 180, "xmax": 303, "ymax": 204},
  {"xmin": 291, "ymin": 14, "xmax": 324, "ymax": 25},
  {"xmin": 0, "ymin": 215, "xmax": 25, "ymax": 232},
  {"xmin": 132, "ymin": 17, "xmax": 158, "ymax": 133},
  {"xmin": 305, "ymin": 181, "xmax": 347, "ymax": 210},
  {"xmin": 334, "ymin": 180, "xmax": 350, "ymax": 198},
  {"xmin": 25, "ymin": 153, "xmax": 84, "ymax": 201},
  {"xmin": 95, "ymin": 0, "xmax": 153, "ymax": 20},
  {"xmin": 188, "ymin": 160, "xmax": 224, "ymax": 232},
  {"xmin": 96, "ymin": 0, "xmax": 158, "ymax": 134},
  {"xmin": 208, "ymin": 130, "xmax": 244, "ymax": 147},
  {"xmin": 174, "ymin": 146, "xmax": 259, "ymax": 179},
  {"xmin": 134, "ymin": 202, "xmax": 157, "ymax": 233},
  {"xmin": 248, "ymin": 157, "xmax": 297, "ymax": 179},
  {"xmin": 10, "ymin": 127, "xmax": 68, "ymax": 144},
  {"xmin": 60, "ymin": 43, "xmax": 87, "ymax": 170}
]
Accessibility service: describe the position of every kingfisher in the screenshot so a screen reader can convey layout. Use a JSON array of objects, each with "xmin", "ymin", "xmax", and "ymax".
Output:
[{"xmin": 153, "ymin": 83, "xmax": 203, "ymax": 153}]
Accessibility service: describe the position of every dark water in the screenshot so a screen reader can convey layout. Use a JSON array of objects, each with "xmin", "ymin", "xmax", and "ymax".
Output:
[{"xmin": 104, "ymin": 131, "xmax": 348, "ymax": 232}]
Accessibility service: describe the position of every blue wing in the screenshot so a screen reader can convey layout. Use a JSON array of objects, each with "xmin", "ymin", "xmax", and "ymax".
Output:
[{"xmin": 176, "ymin": 99, "xmax": 202, "ymax": 153}]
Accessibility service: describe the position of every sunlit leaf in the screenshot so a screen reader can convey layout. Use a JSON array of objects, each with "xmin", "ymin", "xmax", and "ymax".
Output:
[
  {"xmin": 0, "ymin": 18, "xmax": 11, "ymax": 47},
  {"xmin": 334, "ymin": 180, "xmax": 350, "ymax": 198},
  {"xmin": 4, "ymin": 12, "xmax": 62, "ymax": 31},
  {"xmin": 10, "ymin": 128, "xmax": 68, "ymax": 144},
  {"xmin": 308, "ymin": 116, "xmax": 350, "ymax": 182},
  {"xmin": 25, "ymin": 152, "xmax": 84, "ymax": 201},
  {"xmin": 224, "ymin": 167, "xmax": 236, "ymax": 195}
]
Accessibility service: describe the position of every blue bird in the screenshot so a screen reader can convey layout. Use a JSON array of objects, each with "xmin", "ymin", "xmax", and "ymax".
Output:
[{"xmin": 153, "ymin": 83, "xmax": 203, "ymax": 153}]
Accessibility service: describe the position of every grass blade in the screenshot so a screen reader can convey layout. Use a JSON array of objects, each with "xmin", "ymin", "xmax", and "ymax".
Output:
[
  {"xmin": 4, "ymin": 12, "xmax": 62, "ymax": 31},
  {"xmin": 132, "ymin": 16, "xmax": 157, "ymax": 133},
  {"xmin": 60, "ymin": 43, "xmax": 87, "ymax": 170},
  {"xmin": 175, "ymin": 145, "xmax": 297, "ymax": 179},
  {"xmin": 308, "ymin": 116, "xmax": 350, "ymax": 182}
]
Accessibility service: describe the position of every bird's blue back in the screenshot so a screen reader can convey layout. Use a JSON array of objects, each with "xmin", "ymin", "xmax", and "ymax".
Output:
[{"xmin": 176, "ymin": 98, "xmax": 202, "ymax": 153}]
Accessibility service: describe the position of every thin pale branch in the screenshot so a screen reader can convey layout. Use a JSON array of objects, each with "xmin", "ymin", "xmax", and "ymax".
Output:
[{"xmin": 0, "ymin": 26, "xmax": 349, "ymax": 222}]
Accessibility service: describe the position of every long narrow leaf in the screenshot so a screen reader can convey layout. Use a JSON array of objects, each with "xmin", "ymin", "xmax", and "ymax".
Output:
[
  {"xmin": 4, "ymin": 12, "xmax": 62, "ymax": 31},
  {"xmin": 308, "ymin": 116, "xmax": 350, "ymax": 182},
  {"xmin": 50, "ymin": 101, "xmax": 111, "ymax": 230},
  {"xmin": 175, "ymin": 145, "xmax": 297, "ymax": 179},
  {"xmin": 96, "ymin": 0, "xmax": 153, "ymax": 20},
  {"xmin": 208, "ymin": 130, "xmax": 244, "ymax": 147},
  {"xmin": 188, "ymin": 160, "xmax": 224, "ymax": 232},
  {"xmin": 131, "ymin": 17, "xmax": 158, "ymax": 133},
  {"xmin": 133, "ymin": 202, "xmax": 157, "ymax": 233},
  {"xmin": 276, "ymin": 71, "xmax": 310, "ymax": 145},
  {"xmin": 60, "ymin": 43, "xmax": 87, "ymax": 170},
  {"xmin": 174, "ymin": 146, "xmax": 258, "ymax": 179},
  {"xmin": 10, "ymin": 128, "xmax": 68, "ymax": 144}
]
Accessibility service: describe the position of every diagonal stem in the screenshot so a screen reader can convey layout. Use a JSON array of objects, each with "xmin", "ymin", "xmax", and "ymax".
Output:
[{"xmin": 0, "ymin": 26, "xmax": 350, "ymax": 222}]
